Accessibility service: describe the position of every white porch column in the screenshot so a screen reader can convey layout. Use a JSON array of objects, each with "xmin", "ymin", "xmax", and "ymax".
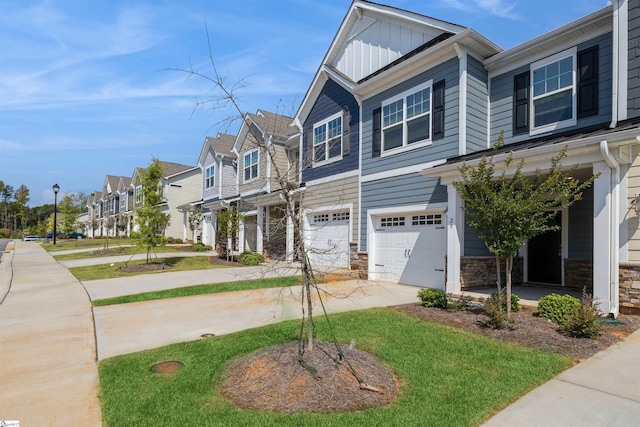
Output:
[
  {"xmin": 257, "ymin": 207, "xmax": 264, "ymax": 254},
  {"xmin": 593, "ymin": 161, "xmax": 614, "ymax": 314},
  {"xmin": 286, "ymin": 200, "xmax": 295, "ymax": 263},
  {"xmin": 182, "ymin": 211, "xmax": 188, "ymax": 241},
  {"xmin": 446, "ymin": 184, "xmax": 463, "ymax": 293},
  {"xmin": 211, "ymin": 213, "xmax": 217, "ymax": 248},
  {"xmin": 238, "ymin": 217, "xmax": 245, "ymax": 253}
]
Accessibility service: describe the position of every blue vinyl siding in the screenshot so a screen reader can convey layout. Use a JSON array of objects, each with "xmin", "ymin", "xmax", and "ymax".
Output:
[
  {"xmin": 466, "ymin": 55, "xmax": 489, "ymax": 153},
  {"xmin": 361, "ymin": 58, "xmax": 460, "ymax": 176},
  {"xmin": 629, "ymin": 0, "xmax": 640, "ymax": 118},
  {"xmin": 302, "ymin": 78, "xmax": 359, "ymax": 182},
  {"xmin": 489, "ymin": 32, "xmax": 613, "ymax": 146},
  {"xmin": 359, "ymin": 173, "xmax": 446, "ymax": 249},
  {"xmin": 464, "ymin": 222, "xmax": 491, "ymax": 256}
]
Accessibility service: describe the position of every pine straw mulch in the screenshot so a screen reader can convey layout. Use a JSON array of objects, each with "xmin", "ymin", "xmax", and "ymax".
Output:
[
  {"xmin": 220, "ymin": 341, "xmax": 398, "ymax": 413},
  {"xmin": 393, "ymin": 302, "xmax": 640, "ymax": 360}
]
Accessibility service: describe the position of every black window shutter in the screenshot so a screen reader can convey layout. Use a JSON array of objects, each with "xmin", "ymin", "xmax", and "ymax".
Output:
[
  {"xmin": 342, "ymin": 107, "xmax": 351, "ymax": 156},
  {"xmin": 513, "ymin": 72, "xmax": 529, "ymax": 135},
  {"xmin": 433, "ymin": 80, "xmax": 445, "ymax": 140},
  {"xmin": 578, "ymin": 46, "xmax": 598, "ymax": 119},
  {"xmin": 372, "ymin": 107, "xmax": 381, "ymax": 157}
]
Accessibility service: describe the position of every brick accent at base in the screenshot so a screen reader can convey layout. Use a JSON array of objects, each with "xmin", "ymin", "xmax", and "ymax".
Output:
[
  {"xmin": 619, "ymin": 262, "xmax": 640, "ymax": 315},
  {"xmin": 357, "ymin": 252, "xmax": 368, "ymax": 279},
  {"xmin": 564, "ymin": 259, "xmax": 593, "ymax": 289},
  {"xmin": 459, "ymin": 257, "xmax": 523, "ymax": 289}
]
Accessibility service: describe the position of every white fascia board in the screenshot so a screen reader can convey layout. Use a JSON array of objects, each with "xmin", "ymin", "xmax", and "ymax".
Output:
[
  {"xmin": 484, "ymin": 6, "xmax": 612, "ymax": 73},
  {"xmin": 361, "ymin": 159, "xmax": 446, "ymax": 183},
  {"xmin": 165, "ymin": 166, "xmax": 200, "ymax": 180}
]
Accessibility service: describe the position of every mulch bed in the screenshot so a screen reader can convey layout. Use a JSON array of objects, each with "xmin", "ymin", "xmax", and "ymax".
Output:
[
  {"xmin": 393, "ymin": 302, "xmax": 640, "ymax": 360},
  {"xmin": 118, "ymin": 263, "xmax": 171, "ymax": 273},
  {"xmin": 220, "ymin": 341, "xmax": 398, "ymax": 413}
]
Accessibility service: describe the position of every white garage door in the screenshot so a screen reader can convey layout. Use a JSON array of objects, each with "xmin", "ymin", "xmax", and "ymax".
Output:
[
  {"xmin": 373, "ymin": 213, "xmax": 446, "ymax": 288},
  {"xmin": 306, "ymin": 210, "xmax": 350, "ymax": 269}
]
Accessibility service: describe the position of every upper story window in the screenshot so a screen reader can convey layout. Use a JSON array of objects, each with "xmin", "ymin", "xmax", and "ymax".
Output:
[
  {"xmin": 313, "ymin": 112, "xmax": 342, "ymax": 165},
  {"xmin": 382, "ymin": 82, "xmax": 431, "ymax": 153},
  {"xmin": 372, "ymin": 80, "xmax": 444, "ymax": 158},
  {"xmin": 243, "ymin": 149, "xmax": 259, "ymax": 182},
  {"xmin": 134, "ymin": 185, "xmax": 142, "ymax": 204},
  {"xmin": 205, "ymin": 165, "xmax": 215, "ymax": 189},
  {"xmin": 531, "ymin": 49, "xmax": 576, "ymax": 133},
  {"xmin": 514, "ymin": 46, "xmax": 598, "ymax": 137}
]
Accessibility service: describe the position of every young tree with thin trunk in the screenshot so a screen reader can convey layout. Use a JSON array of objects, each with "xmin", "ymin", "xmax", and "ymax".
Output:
[
  {"xmin": 135, "ymin": 159, "xmax": 170, "ymax": 263},
  {"xmin": 453, "ymin": 142, "xmax": 598, "ymax": 317}
]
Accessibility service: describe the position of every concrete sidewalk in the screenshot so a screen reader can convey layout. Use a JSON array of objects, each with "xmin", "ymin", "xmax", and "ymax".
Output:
[
  {"xmin": 482, "ymin": 328, "xmax": 640, "ymax": 426},
  {"xmin": 0, "ymin": 241, "xmax": 102, "ymax": 426},
  {"xmin": 59, "ymin": 249, "xmax": 216, "ymax": 268}
]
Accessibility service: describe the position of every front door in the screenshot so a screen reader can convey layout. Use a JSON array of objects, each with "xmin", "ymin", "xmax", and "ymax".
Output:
[{"xmin": 528, "ymin": 212, "xmax": 562, "ymax": 285}]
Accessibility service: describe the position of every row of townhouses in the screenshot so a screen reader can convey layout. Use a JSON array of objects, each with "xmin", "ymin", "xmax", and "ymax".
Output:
[{"xmin": 84, "ymin": 0, "xmax": 640, "ymax": 316}]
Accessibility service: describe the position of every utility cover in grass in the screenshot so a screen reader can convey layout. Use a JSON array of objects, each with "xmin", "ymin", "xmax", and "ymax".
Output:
[{"xmin": 220, "ymin": 341, "xmax": 398, "ymax": 413}]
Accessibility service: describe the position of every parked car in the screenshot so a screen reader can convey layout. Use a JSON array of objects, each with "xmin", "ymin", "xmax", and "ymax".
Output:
[
  {"xmin": 68, "ymin": 232, "xmax": 86, "ymax": 239},
  {"xmin": 23, "ymin": 235, "xmax": 45, "ymax": 241},
  {"xmin": 45, "ymin": 232, "xmax": 66, "ymax": 239}
]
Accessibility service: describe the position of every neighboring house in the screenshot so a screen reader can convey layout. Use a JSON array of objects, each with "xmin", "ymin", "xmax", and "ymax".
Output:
[
  {"xmin": 85, "ymin": 192, "xmax": 99, "ymax": 238},
  {"xmin": 115, "ymin": 176, "xmax": 133, "ymax": 236},
  {"xmin": 294, "ymin": 54, "xmax": 361, "ymax": 270},
  {"xmin": 232, "ymin": 110, "xmax": 300, "ymax": 260},
  {"xmin": 157, "ymin": 161, "xmax": 201, "ymax": 241},
  {"xmin": 100, "ymin": 175, "xmax": 124, "ymax": 237},
  {"xmin": 197, "ymin": 133, "xmax": 237, "ymax": 248}
]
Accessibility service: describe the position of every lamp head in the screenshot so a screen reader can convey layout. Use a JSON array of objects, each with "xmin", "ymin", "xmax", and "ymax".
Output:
[{"xmin": 53, "ymin": 183, "xmax": 60, "ymax": 194}]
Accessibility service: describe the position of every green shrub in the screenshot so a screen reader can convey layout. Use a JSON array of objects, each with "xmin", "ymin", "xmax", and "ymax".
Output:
[
  {"xmin": 446, "ymin": 293, "xmax": 470, "ymax": 312},
  {"xmin": 192, "ymin": 243, "xmax": 212, "ymax": 252},
  {"xmin": 558, "ymin": 291, "xmax": 602, "ymax": 338},
  {"xmin": 537, "ymin": 294, "xmax": 581, "ymax": 324},
  {"xmin": 239, "ymin": 251, "xmax": 264, "ymax": 266},
  {"xmin": 417, "ymin": 288, "xmax": 448, "ymax": 309},
  {"xmin": 166, "ymin": 237, "xmax": 184, "ymax": 244},
  {"xmin": 483, "ymin": 290, "xmax": 520, "ymax": 329}
]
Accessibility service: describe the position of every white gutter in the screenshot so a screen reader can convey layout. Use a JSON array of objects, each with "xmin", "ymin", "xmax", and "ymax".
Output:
[{"xmin": 600, "ymin": 140, "xmax": 620, "ymax": 317}]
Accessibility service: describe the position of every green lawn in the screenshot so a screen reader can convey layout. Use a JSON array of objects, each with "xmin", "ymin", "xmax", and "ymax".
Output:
[
  {"xmin": 42, "ymin": 238, "xmax": 134, "ymax": 252},
  {"xmin": 93, "ymin": 276, "xmax": 302, "ymax": 306},
  {"xmin": 53, "ymin": 245, "xmax": 179, "ymax": 261},
  {"xmin": 99, "ymin": 308, "xmax": 573, "ymax": 427},
  {"xmin": 69, "ymin": 256, "xmax": 228, "ymax": 281}
]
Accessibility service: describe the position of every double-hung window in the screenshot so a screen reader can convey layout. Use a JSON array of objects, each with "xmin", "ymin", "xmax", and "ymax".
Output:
[
  {"xmin": 313, "ymin": 112, "xmax": 342, "ymax": 164},
  {"xmin": 134, "ymin": 185, "xmax": 142, "ymax": 204},
  {"xmin": 205, "ymin": 165, "xmax": 215, "ymax": 189},
  {"xmin": 530, "ymin": 48, "xmax": 577, "ymax": 134},
  {"xmin": 381, "ymin": 81, "xmax": 431, "ymax": 154},
  {"xmin": 244, "ymin": 149, "xmax": 259, "ymax": 182}
]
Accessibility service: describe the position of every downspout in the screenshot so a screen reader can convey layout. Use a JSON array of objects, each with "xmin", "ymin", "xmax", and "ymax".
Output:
[
  {"xmin": 610, "ymin": 0, "xmax": 620, "ymax": 129},
  {"xmin": 600, "ymin": 140, "xmax": 620, "ymax": 317}
]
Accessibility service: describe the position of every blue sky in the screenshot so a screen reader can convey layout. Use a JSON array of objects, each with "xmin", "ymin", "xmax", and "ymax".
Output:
[{"xmin": 0, "ymin": 0, "xmax": 609, "ymax": 206}]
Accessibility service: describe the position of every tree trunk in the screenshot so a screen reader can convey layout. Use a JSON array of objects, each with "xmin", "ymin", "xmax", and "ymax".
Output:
[
  {"xmin": 505, "ymin": 256, "xmax": 513, "ymax": 317},
  {"xmin": 495, "ymin": 254, "xmax": 502, "ymax": 295}
]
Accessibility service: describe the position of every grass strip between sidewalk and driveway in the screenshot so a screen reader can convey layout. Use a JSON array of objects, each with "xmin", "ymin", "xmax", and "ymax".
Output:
[
  {"xmin": 99, "ymin": 308, "xmax": 573, "ymax": 427},
  {"xmin": 52, "ymin": 245, "xmax": 180, "ymax": 261},
  {"xmin": 69, "ymin": 256, "xmax": 227, "ymax": 281},
  {"xmin": 42, "ymin": 238, "xmax": 135, "ymax": 252},
  {"xmin": 92, "ymin": 276, "xmax": 302, "ymax": 306}
]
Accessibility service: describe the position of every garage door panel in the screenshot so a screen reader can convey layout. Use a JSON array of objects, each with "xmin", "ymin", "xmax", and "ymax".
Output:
[{"xmin": 306, "ymin": 211, "xmax": 350, "ymax": 269}]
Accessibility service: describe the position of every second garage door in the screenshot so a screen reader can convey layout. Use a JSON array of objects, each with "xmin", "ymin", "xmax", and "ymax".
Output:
[
  {"xmin": 306, "ymin": 210, "xmax": 350, "ymax": 269},
  {"xmin": 372, "ymin": 212, "xmax": 446, "ymax": 288}
]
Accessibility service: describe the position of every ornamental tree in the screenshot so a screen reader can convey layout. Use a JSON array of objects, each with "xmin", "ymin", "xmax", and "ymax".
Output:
[
  {"xmin": 453, "ymin": 141, "xmax": 598, "ymax": 316},
  {"xmin": 135, "ymin": 159, "xmax": 170, "ymax": 263}
]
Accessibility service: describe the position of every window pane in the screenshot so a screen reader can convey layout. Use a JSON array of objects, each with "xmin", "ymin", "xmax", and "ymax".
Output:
[
  {"xmin": 314, "ymin": 144, "xmax": 326, "ymax": 162},
  {"xmin": 251, "ymin": 150, "xmax": 258, "ymax": 164},
  {"xmin": 314, "ymin": 124, "xmax": 326, "ymax": 145},
  {"xmin": 251, "ymin": 164, "xmax": 258, "ymax": 179},
  {"xmin": 383, "ymin": 100, "xmax": 403, "ymax": 127},
  {"xmin": 534, "ymin": 90, "xmax": 573, "ymax": 127},
  {"xmin": 383, "ymin": 124, "xmax": 402, "ymax": 150},
  {"xmin": 407, "ymin": 114, "xmax": 430, "ymax": 144},
  {"xmin": 327, "ymin": 117, "xmax": 341, "ymax": 139},
  {"xmin": 245, "ymin": 168, "xmax": 251, "ymax": 181},
  {"xmin": 244, "ymin": 153, "xmax": 251, "ymax": 167},
  {"xmin": 328, "ymin": 138, "xmax": 341, "ymax": 158},
  {"xmin": 407, "ymin": 88, "xmax": 430, "ymax": 118}
]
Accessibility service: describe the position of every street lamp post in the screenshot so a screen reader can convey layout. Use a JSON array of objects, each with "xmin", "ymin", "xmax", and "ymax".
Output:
[{"xmin": 53, "ymin": 183, "xmax": 60, "ymax": 245}]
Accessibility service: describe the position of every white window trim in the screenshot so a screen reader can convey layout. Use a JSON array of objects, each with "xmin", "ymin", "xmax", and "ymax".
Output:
[
  {"xmin": 529, "ymin": 47, "xmax": 577, "ymax": 136},
  {"xmin": 243, "ymin": 149, "xmax": 260, "ymax": 183},
  {"xmin": 312, "ymin": 111, "xmax": 343, "ymax": 167},
  {"xmin": 134, "ymin": 185, "xmax": 142, "ymax": 204},
  {"xmin": 205, "ymin": 165, "xmax": 215, "ymax": 189},
  {"xmin": 380, "ymin": 80, "xmax": 433, "ymax": 157}
]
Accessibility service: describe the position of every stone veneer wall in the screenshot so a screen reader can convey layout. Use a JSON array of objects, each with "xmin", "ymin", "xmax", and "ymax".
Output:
[
  {"xmin": 357, "ymin": 252, "xmax": 369, "ymax": 279},
  {"xmin": 350, "ymin": 243, "xmax": 359, "ymax": 270},
  {"xmin": 564, "ymin": 259, "xmax": 593, "ymax": 290},
  {"xmin": 459, "ymin": 257, "xmax": 523, "ymax": 288},
  {"xmin": 619, "ymin": 262, "xmax": 640, "ymax": 315}
]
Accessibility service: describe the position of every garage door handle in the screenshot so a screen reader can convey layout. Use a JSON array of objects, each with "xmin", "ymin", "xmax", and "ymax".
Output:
[
  {"xmin": 407, "ymin": 249, "xmax": 411, "ymax": 258},
  {"xmin": 435, "ymin": 269, "xmax": 444, "ymax": 272},
  {"xmin": 404, "ymin": 249, "xmax": 407, "ymax": 258}
]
